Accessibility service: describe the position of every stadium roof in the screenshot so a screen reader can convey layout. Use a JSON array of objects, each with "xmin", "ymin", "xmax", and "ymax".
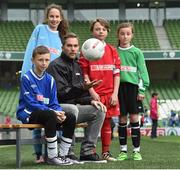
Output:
[
  {"xmin": 3, "ymin": 0, "xmax": 180, "ymax": 3},
  {"xmin": 3, "ymin": 0, "xmax": 180, "ymax": 9}
]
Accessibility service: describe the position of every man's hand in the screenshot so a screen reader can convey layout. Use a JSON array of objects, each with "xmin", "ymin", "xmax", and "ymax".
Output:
[
  {"xmin": 91, "ymin": 100, "xmax": 107, "ymax": 113},
  {"xmin": 56, "ymin": 111, "xmax": 66, "ymax": 123},
  {"xmin": 83, "ymin": 79, "xmax": 102, "ymax": 90}
]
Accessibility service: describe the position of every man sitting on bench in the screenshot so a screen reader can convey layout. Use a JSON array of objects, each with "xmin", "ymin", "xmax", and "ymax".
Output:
[
  {"xmin": 16, "ymin": 46, "xmax": 76, "ymax": 166},
  {"xmin": 47, "ymin": 32, "xmax": 107, "ymax": 163}
]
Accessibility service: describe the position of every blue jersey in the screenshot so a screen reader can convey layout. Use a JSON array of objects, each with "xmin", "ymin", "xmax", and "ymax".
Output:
[
  {"xmin": 17, "ymin": 69, "xmax": 62, "ymax": 123},
  {"xmin": 21, "ymin": 24, "xmax": 62, "ymax": 76}
]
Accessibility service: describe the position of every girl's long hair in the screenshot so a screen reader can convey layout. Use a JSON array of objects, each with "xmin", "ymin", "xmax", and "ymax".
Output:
[{"xmin": 44, "ymin": 3, "xmax": 69, "ymax": 40}]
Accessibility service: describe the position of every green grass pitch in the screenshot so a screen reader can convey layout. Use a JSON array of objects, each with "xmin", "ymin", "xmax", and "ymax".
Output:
[{"xmin": 0, "ymin": 136, "xmax": 180, "ymax": 169}]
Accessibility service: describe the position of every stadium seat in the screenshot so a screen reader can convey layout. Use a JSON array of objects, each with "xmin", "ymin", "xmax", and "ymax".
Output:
[
  {"xmin": 164, "ymin": 19, "xmax": 180, "ymax": 49},
  {"xmin": 0, "ymin": 89, "xmax": 19, "ymax": 117},
  {"xmin": 0, "ymin": 21, "xmax": 34, "ymax": 51},
  {"xmin": 0, "ymin": 20, "xmax": 161, "ymax": 51},
  {"xmin": 145, "ymin": 80, "xmax": 180, "ymax": 117}
]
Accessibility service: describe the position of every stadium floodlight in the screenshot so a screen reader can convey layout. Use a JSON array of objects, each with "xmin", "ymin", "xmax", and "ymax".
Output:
[
  {"xmin": 154, "ymin": 1, "xmax": 159, "ymax": 5},
  {"xmin": 137, "ymin": 3, "xmax": 141, "ymax": 7}
]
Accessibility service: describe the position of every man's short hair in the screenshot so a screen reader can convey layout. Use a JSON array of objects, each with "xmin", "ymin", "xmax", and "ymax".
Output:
[{"xmin": 62, "ymin": 32, "xmax": 79, "ymax": 45}]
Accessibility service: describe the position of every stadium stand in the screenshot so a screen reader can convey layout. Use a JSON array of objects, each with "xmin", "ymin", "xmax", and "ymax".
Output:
[
  {"xmin": 144, "ymin": 80, "xmax": 180, "ymax": 119},
  {"xmin": 0, "ymin": 19, "xmax": 178, "ymax": 121},
  {"xmin": 69, "ymin": 20, "xmax": 161, "ymax": 50},
  {"xmin": 0, "ymin": 20, "xmax": 160, "ymax": 51},
  {"xmin": 132, "ymin": 20, "xmax": 160, "ymax": 50},
  {"xmin": 164, "ymin": 19, "xmax": 180, "ymax": 49},
  {"xmin": 69, "ymin": 20, "xmax": 91, "ymax": 45},
  {"xmin": 1, "ymin": 80, "xmax": 180, "ymax": 121},
  {"xmin": 0, "ymin": 89, "xmax": 19, "ymax": 118},
  {"xmin": 0, "ymin": 21, "xmax": 34, "ymax": 51}
]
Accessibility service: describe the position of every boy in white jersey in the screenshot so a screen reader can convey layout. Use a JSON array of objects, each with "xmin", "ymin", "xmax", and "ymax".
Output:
[{"xmin": 116, "ymin": 22, "xmax": 150, "ymax": 161}]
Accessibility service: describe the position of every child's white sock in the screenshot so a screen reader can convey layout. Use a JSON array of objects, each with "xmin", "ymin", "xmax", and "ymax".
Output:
[
  {"xmin": 59, "ymin": 136, "xmax": 72, "ymax": 156},
  {"xmin": 46, "ymin": 136, "xmax": 58, "ymax": 159}
]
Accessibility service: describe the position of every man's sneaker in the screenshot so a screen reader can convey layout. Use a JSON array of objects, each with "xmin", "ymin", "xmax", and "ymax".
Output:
[
  {"xmin": 132, "ymin": 151, "xmax": 142, "ymax": 161},
  {"xmin": 46, "ymin": 156, "xmax": 73, "ymax": 165},
  {"xmin": 80, "ymin": 153, "xmax": 107, "ymax": 163},
  {"xmin": 66, "ymin": 154, "xmax": 84, "ymax": 164},
  {"xmin": 67, "ymin": 154, "xmax": 79, "ymax": 160},
  {"xmin": 117, "ymin": 152, "xmax": 128, "ymax": 161},
  {"xmin": 102, "ymin": 152, "xmax": 117, "ymax": 161}
]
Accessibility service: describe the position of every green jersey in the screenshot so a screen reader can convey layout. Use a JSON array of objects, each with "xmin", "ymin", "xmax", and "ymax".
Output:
[{"xmin": 117, "ymin": 45, "xmax": 150, "ymax": 95}]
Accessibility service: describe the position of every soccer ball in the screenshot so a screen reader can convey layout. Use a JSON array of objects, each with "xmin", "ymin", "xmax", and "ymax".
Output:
[{"xmin": 81, "ymin": 38, "xmax": 105, "ymax": 61}]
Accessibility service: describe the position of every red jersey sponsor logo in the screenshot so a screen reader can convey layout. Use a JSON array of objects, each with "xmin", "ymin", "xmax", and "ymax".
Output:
[{"xmin": 91, "ymin": 64, "xmax": 114, "ymax": 71}]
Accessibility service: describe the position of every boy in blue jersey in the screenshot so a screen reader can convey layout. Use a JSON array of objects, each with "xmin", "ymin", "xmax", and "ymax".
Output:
[{"xmin": 16, "ymin": 46, "xmax": 76, "ymax": 165}]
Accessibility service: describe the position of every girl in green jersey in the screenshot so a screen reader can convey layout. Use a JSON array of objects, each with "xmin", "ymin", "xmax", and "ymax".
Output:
[{"xmin": 116, "ymin": 22, "xmax": 150, "ymax": 161}]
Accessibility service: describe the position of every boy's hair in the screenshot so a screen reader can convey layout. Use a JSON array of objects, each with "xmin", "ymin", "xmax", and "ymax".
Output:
[
  {"xmin": 117, "ymin": 22, "xmax": 134, "ymax": 35},
  {"xmin": 90, "ymin": 18, "xmax": 110, "ymax": 32},
  {"xmin": 32, "ymin": 46, "xmax": 50, "ymax": 59},
  {"xmin": 152, "ymin": 92, "xmax": 158, "ymax": 97},
  {"xmin": 62, "ymin": 32, "xmax": 79, "ymax": 45}
]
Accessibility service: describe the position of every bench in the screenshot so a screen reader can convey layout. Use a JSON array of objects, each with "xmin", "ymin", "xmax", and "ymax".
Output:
[{"xmin": 0, "ymin": 123, "xmax": 87, "ymax": 168}]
